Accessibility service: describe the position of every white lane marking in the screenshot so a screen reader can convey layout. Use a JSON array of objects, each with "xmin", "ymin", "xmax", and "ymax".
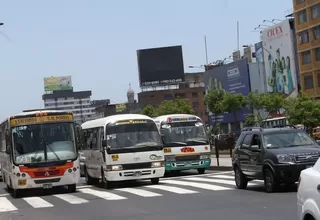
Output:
[
  {"xmin": 23, "ymin": 197, "xmax": 54, "ymax": 208},
  {"xmin": 184, "ymin": 177, "xmax": 243, "ymax": 186},
  {"xmin": 54, "ymin": 194, "xmax": 89, "ymax": 204},
  {"xmin": 161, "ymin": 179, "xmax": 233, "ymax": 191},
  {"xmin": 115, "ymin": 188, "xmax": 162, "ymax": 197},
  {"xmin": 77, "ymin": 188, "xmax": 127, "ymax": 200},
  {"xmin": 0, "ymin": 197, "xmax": 18, "ymax": 212},
  {"xmin": 145, "ymin": 185, "xmax": 198, "ymax": 194},
  {"xmin": 76, "ymin": 185, "xmax": 93, "ymax": 189},
  {"xmin": 209, "ymin": 175, "xmax": 234, "ymax": 180},
  {"xmin": 161, "ymin": 171, "xmax": 234, "ymax": 180},
  {"xmin": 0, "ymin": 193, "xmax": 9, "ymax": 197}
]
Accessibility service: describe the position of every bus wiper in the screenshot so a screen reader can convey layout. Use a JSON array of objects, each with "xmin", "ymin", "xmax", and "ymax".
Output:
[
  {"xmin": 46, "ymin": 143, "xmax": 61, "ymax": 160},
  {"xmin": 186, "ymin": 139, "xmax": 208, "ymax": 144},
  {"xmin": 165, "ymin": 141, "xmax": 187, "ymax": 146}
]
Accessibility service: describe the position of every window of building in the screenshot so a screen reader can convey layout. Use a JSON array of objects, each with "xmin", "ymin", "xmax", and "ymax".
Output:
[
  {"xmin": 296, "ymin": 0, "xmax": 305, "ymax": 4},
  {"xmin": 163, "ymin": 94, "xmax": 174, "ymax": 100},
  {"xmin": 192, "ymin": 102, "xmax": 199, "ymax": 108},
  {"xmin": 298, "ymin": 10, "xmax": 307, "ymax": 24},
  {"xmin": 299, "ymin": 30, "xmax": 309, "ymax": 44},
  {"xmin": 316, "ymin": 47, "xmax": 320, "ymax": 61},
  {"xmin": 314, "ymin": 25, "xmax": 320, "ymax": 41},
  {"xmin": 311, "ymin": 4, "xmax": 320, "ymax": 19},
  {"xmin": 192, "ymin": 92, "xmax": 198, "ymax": 98},
  {"xmin": 302, "ymin": 50, "xmax": 311, "ymax": 64},
  {"xmin": 318, "ymin": 73, "xmax": 320, "ymax": 87},
  {"xmin": 175, "ymin": 93, "xmax": 185, "ymax": 98},
  {"xmin": 304, "ymin": 75, "xmax": 314, "ymax": 89}
]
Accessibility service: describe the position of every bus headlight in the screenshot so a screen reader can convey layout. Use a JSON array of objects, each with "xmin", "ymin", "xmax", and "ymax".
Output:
[
  {"xmin": 107, "ymin": 165, "xmax": 123, "ymax": 171},
  {"xmin": 165, "ymin": 155, "xmax": 176, "ymax": 162},
  {"xmin": 200, "ymin": 154, "xmax": 210, "ymax": 159},
  {"xmin": 151, "ymin": 161, "xmax": 164, "ymax": 167}
]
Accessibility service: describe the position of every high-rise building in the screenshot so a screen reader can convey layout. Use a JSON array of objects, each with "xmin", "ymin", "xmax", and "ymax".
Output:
[{"xmin": 293, "ymin": 0, "xmax": 320, "ymax": 97}]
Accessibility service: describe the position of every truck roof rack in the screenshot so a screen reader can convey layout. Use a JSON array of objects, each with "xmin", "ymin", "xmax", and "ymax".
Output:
[
  {"xmin": 242, "ymin": 127, "xmax": 264, "ymax": 132},
  {"xmin": 272, "ymin": 124, "xmax": 297, "ymax": 129}
]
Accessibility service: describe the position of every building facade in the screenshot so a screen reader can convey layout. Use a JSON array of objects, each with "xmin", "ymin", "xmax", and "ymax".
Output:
[
  {"xmin": 137, "ymin": 72, "xmax": 207, "ymax": 123},
  {"xmin": 293, "ymin": 0, "xmax": 320, "ymax": 97},
  {"xmin": 42, "ymin": 90, "xmax": 95, "ymax": 124}
]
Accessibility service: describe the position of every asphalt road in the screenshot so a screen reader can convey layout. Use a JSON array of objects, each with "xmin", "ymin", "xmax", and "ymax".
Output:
[{"xmin": 0, "ymin": 170, "xmax": 297, "ymax": 220}]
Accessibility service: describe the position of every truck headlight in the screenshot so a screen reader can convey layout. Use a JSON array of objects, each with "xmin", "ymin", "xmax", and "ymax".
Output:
[
  {"xmin": 200, "ymin": 154, "xmax": 210, "ymax": 159},
  {"xmin": 277, "ymin": 154, "xmax": 295, "ymax": 164},
  {"xmin": 165, "ymin": 155, "xmax": 175, "ymax": 162},
  {"xmin": 107, "ymin": 165, "xmax": 123, "ymax": 171},
  {"xmin": 151, "ymin": 161, "xmax": 164, "ymax": 167}
]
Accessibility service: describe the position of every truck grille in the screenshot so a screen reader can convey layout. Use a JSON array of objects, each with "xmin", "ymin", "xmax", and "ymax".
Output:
[
  {"xmin": 295, "ymin": 153, "xmax": 320, "ymax": 163},
  {"xmin": 121, "ymin": 162, "xmax": 151, "ymax": 170}
]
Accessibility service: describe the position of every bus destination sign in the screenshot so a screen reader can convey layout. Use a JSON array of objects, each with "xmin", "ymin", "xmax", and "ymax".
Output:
[{"xmin": 10, "ymin": 115, "xmax": 73, "ymax": 126}]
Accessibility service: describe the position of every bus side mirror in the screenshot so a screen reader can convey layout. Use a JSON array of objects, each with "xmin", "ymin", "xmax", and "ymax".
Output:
[{"xmin": 102, "ymin": 140, "xmax": 107, "ymax": 147}]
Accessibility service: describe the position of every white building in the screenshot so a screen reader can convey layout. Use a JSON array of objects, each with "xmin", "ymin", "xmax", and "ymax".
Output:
[{"xmin": 42, "ymin": 90, "xmax": 95, "ymax": 124}]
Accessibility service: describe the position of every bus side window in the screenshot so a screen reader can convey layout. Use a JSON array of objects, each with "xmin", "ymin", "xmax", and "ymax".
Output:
[
  {"xmin": 99, "ymin": 127, "xmax": 105, "ymax": 149},
  {"xmin": 5, "ymin": 129, "xmax": 11, "ymax": 154}
]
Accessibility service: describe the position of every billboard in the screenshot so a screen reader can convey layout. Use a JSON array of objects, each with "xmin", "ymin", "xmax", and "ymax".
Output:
[
  {"xmin": 254, "ymin": 41, "xmax": 267, "ymax": 92},
  {"xmin": 44, "ymin": 76, "xmax": 73, "ymax": 91},
  {"xmin": 204, "ymin": 59, "xmax": 252, "ymax": 124},
  {"xmin": 137, "ymin": 45, "xmax": 185, "ymax": 87},
  {"xmin": 261, "ymin": 19, "xmax": 298, "ymax": 98}
]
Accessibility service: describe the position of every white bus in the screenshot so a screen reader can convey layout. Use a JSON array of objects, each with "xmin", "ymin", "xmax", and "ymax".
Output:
[
  {"xmin": 154, "ymin": 114, "xmax": 211, "ymax": 174},
  {"xmin": 80, "ymin": 114, "xmax": 165, "ymax": 188},
  {"xmin": 0, "ymin": 110, "xmax": 80, "ymax": 198},
  {"xmin": 262, "ymin": 117, "xmax": 289, "ymax": 128}
]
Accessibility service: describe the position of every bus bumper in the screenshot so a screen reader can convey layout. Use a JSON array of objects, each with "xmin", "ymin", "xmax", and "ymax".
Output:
[
  {"xmin": 165, "ymin": 159, "xmax": 211, "ymax": 171},
  {"xmin": 11, "ymin": 171, "xmax": 80, "ymax": 189},
  {"xmin": 104, "ymin": 167, "xmax": 165, "ymax": 181}
]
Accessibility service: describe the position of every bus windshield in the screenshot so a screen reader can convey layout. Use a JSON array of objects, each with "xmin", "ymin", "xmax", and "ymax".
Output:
[
  {"xmin": 161, "ymin": 121, "xmax": 208, "ymax": 147},
  {"xmin": 106, "ymin": 122, "xmax": 162, "ymax": 151},
  {"xmin": 12, "ymin": 122, "xmax": 77, "ymax": 164}
]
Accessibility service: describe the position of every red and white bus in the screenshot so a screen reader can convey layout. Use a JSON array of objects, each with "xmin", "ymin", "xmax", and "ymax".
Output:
[{"xmin": 0, "ymin": 110, "xmax": 80, "ymax": 197}]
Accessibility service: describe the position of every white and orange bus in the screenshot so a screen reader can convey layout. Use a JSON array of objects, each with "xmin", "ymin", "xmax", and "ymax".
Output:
[{"xmin": 0, "ymin": 110, "xmax": 80, "ymax": 197}]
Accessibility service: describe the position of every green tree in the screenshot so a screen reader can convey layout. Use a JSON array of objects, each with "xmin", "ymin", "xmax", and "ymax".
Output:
[
  {"xmin": 244, "ymin": 114, "xmax": 257, "ymax": 126},
  {"xmin": 204, "ymin": 89, "xmax": 225, "ymax": 115},
  {"xmin": 284, "ymin": 93, "xmax": 320, "ymax": 131},
  {"xmin": 157, "ymin": 98, "xmax": 194, "ymax": 115},
  {"xmin": 263, "ymin": 92, "xmax": 285, "ymax": 117},
  {"xmin": 221, "ymin": 92, "xmax": 247, "ymax": 122},
  {"xmin": 140, "ymin": 104, "xmax": 158, "ymax": 117}
]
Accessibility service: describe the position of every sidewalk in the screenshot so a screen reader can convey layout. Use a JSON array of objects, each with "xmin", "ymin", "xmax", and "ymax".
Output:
[{"xmin": 208, "ymin": 155, "xmax": 233, "ymax": 171}]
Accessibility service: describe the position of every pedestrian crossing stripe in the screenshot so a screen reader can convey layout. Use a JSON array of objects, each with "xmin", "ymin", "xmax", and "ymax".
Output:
[{"xmin": 0, "ymin": 173, "xmax": 266, "ymax": 212}]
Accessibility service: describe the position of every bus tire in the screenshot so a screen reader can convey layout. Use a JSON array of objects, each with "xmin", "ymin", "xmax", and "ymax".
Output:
[
  {"xmin": 85, "ymin": 167, "xmax": 99, "ymax": 185},
  {"xmin": 101, "ymin": 168, "xmax": 112, "ymax": 189},
  {"xmin": 12, "ymin": 189, "xmax": 21, "ymax": 199},
  {"xmin": 151, "ymin": 178, "xmax": 159, "ymax": 184},
  {"xmin": 197, "ymin": 168, "xmax": 205, "ymax": 174},
  {"xmin": 67, "ymin": 184, "xmax": 76, "ymax": 193}
]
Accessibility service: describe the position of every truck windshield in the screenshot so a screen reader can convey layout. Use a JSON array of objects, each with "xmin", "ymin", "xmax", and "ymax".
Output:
[
  {"xmin": 162, "ymin": 121, "xmax": 208, "ymax": 147},
  {"xmin": 106, "ymin": 122, "xmax": 162, "ymax": 152},
  {"xmin": 12, "ymin": 122, "xmax": 77, "ymax": 164}
]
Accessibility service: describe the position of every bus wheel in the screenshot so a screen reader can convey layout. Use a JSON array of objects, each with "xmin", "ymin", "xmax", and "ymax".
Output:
[
  {"xmin": 151, "ymin": 178, "xmax": 159, "ymax": 184},
  {"xmin": 197, "ymin": 168, "xmax": 205, "ymax": 174},
  {"xmin": 85, "ymin": 167, "xmax": 99, "ymax": 185},
  {"xmin": 12, "ymin": 189, "xmax": 21, "ymax": 198},
  {"xmin": 67, "ymin": 184, "xmax": 76, "ymax": 193},
  {"xmin": 101, "ymin": 169, "xmax": 112, "ymax": 189}
]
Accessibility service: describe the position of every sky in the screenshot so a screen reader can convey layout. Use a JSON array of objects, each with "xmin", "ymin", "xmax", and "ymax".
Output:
[{"xmin": 0, "ymin": 0, "xmax": 293, "ymax": 119}]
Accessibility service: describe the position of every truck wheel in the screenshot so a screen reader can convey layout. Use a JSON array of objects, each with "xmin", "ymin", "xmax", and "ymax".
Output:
[
  {"xmin": 234, "ymin": 166, "xmax": 248, "ymax": 189},
  {"xmin": 85, "ymin": 167, "xmax": 99, "ymax": 185},
  {"xmin": 264, "ymin": 168, "xmax": 279, "ymax": 193},
  {"xmin": 67, "ymin": 184, "xmax": 76, "ymax": 193},
  {"xmin": 12, "ymin": 189, "xmax": 21, "ymax": 198},
  {"xmin": 101, "ymin": 168, "xmax": 112, "ymax": 189}
]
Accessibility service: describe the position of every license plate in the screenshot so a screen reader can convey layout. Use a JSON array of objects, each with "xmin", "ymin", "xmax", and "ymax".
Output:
[
  {"xmin": 43, "ymin": 183, "xmax": 53, "ymax": 189},
  {"xmin": 18, "ymin": 179, "xmax": 26, "ymax": 185},
  {"xmin": 133, "ymin": 171, "xmax": 142, "ymax": 177}
]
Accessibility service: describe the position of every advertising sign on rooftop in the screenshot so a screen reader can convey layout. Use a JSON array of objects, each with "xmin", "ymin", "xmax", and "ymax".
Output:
[
  {"xmin": 44, "ymin": 76, "xmax": 73, "ymax": 92},
  {"xmin": 261, "ymin": 19, "xmax": 298, "ymax": 98},
  {"xmin": 204, "ymin": 59, "xmax": 252, "ymax": 124}
]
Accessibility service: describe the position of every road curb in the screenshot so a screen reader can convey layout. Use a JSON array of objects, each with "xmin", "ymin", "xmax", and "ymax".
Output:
[{"xmin": 207, "ymin": 166, "xmax": 233, "ymax": 171}]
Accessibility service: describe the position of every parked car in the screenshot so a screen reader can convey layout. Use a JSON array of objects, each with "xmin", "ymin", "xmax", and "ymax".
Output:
[
  {"xmin": 297, "ymin": 157, "xmax": 320, "ymax": 220},
  {"xmin": 232, "ymin": 126, "xmax": 320, "ymax": 193}
]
